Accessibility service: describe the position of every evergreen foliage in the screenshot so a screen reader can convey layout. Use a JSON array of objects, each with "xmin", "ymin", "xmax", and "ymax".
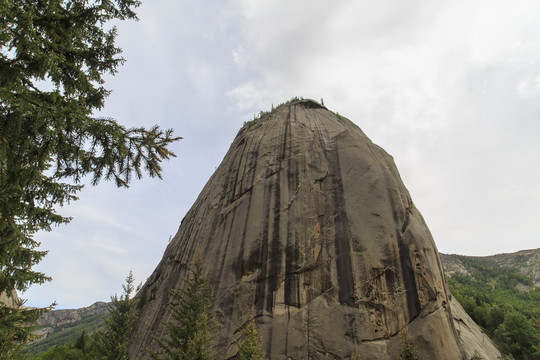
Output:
[
  {"xmin": 74, "ymin": 331, "xmax": 86, "ymax": 353},
  {"xmin": 351, "ymin": 342, "xmax": 362, "ymax": 360},
  {"xmin": 96, "ymin": 271, "xmax": 140, "ymax": 360},
  {"xmin": 0, "ymin": 298, "xmax": 49, "ymax": 360},
  {"xmin": 447, "ymin": 255, "xmax": 540, "ymax": 360},
  {"xmin": 398, "ymin": 328, "xmax": 420, "ymax": 360},
  {"xmin": 237, "ymin": 315, "xmax": 265, "ymax": 360},
  {"xmin": 30, "ymin": 331, "xmax": 102, "ymax": 360},
  {"xmin": 493, "ymin": 311, "xmax": 538, "ymax": 360},
  {"xmin": 23, "ymin": 311, "xmax": 106, "ymax": 356},
  {"xmin": 0, "ymin": 0, "xmax": 180, "ymax": 356},
  {"xmin": 240, "ymin": 96, "xmax": 307, "ymax": 133},
  {"xmin": 28, "ymin": 273, "xmax": 138, "ymax": 360},
  {"xmin": 150, "ymin": 254, "xmax": 216, "ymax": 360}
]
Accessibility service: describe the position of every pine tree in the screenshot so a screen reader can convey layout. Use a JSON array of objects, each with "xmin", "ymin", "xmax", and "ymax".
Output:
[
  {"xmin": 351, "ymin": 341, "xmax": 362, "ymax": 360},
  {"xmin": 469, "ymin": 351, "xmax": 483, "ymax": 360},
  {"xmin": 182, "ymin": 312, "xmax": 215, "ymax": 360},
  {"xmin": 399, "ymin": 328, "xmax": 420, "ymax": 360},
  {"xmin": 74, "ymin": 330, "xmax": 86, "ymax": 353},
  {"xmin": 150, "ymin": 254, "xmax": 216, "ymax": 360},
  {"xmin": 0, "ymin": 296, "xmax": 51, "ymax": 360},
  {"xmin": 0, "ymin": 0, "xmax": 180, "ymax": 356},
  {"xmin": 96, "ymin": 271, "xmax": 140, "ymax": 360},
  {"xmin": 237, "ymin": 315, "xmax": 265, "ymax": 360}
]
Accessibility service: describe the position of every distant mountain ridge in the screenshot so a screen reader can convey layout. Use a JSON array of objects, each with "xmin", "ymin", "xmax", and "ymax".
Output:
[
  {"xmin": 25, "ymin": 301, "xmax": 109, "ymax": 355},
  {"xmin": 38, "ymin": 301, "xmax": 109, "ymax": 329},
  {"xmin": 440, "ymin": 248, "xmax": 540, "ymax": 287},
  {"xmin": 440, "ymin": 248, "xmax": 540, "ymax": 359}
]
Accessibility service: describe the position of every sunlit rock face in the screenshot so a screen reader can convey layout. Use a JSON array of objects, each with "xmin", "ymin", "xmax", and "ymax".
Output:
[{"xmin": 130, "ymin": 99, "xmax": 500, "ymax": 359}]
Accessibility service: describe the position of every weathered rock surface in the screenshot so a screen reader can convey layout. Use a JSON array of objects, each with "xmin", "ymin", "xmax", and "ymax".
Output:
[{"xmin": 130, "ymin": 99, "xmax": 500, "ymax": 359}]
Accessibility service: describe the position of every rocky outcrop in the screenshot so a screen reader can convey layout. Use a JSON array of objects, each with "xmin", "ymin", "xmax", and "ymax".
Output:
[
  {"xmin": 32, "ymin": 301, "xmax": 109, "ymax": 342},
  {"xmin": 440, "ymin": 255, "xmax": 472, "ymax": 278},
  {"xmin": 37, "ymin": 301, "xmax": 109, "ymax": 328},
  {"xmin": 130, "ymin": 99, "xmax": 500, "ymax": 359}
]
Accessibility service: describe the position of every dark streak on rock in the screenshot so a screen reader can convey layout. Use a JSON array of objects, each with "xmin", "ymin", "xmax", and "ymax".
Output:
[
  {"xmin": 327, "ymin": 139, "xmax": 355, "ymax": 307},
  {"xmin": 397, "ymin": 232, "xmax": 421, "ymax": 321},
  {"xmin": 217, "ymin": 207, "xmax": 237, "ymax": 281},
  {"xmin": 237, "ymin": 143, "xmax": 258, "ymax": 280},
  {"xmin": 383, "ymin": 177, "xmax": 421, "ymax": 321},
  {"xmin": 268, "ymin": 171, "xmax": 282, "ymax": 313},
  {"xmin": 284, "ymin": 106, "xmax": 302, "ymax": 308},
  {"xmin": 255, "ymin": 180, "xmax": 272, "ymax": 314}
]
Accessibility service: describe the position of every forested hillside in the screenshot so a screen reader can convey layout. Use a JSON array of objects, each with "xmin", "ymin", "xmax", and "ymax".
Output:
[
  {"xmin": 441, "ymin": 250, "xmax": 540, "ymax": 360},
  {"xmin": 23, "ymin": 302, "xmax": 108, "ymax": 356}
]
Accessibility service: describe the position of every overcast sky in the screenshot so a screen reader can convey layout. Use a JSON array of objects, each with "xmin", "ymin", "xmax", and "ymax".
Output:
[{"xmin": 24, "ymin": 0, "xmax": 540, "ymax": 309}]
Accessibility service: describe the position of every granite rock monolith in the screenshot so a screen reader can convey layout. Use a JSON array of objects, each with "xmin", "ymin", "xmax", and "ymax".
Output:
[{"xmin": 130, "ymin": 99, "xmax": 500, "ymax": 360}]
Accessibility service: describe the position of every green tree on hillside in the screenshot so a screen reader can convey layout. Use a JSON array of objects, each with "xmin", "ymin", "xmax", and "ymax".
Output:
[
  {"xmin": 494, "ymin": 311, "xmax": 539, "ymax": 360},
  {"xmin": 0, "ymin": 0, "xmax": 180, "ymax": 356},
  {"xmin": 399, "ymin": 328, "xmax": 420, "ymax": 360},
  {"xmin": 30, "ymin": 331, "xmax": 102, "ymax": 360},
  {"xmin": 351, "ymin": 342, "xmax": 362, "ymax": 360},
  {"xmin": 74, "ymin": 331, "xmax": 86, "ymax": 353},
  {"xmin": 237, "ymin": 315, "xmax": 265, "ymax": 360},
  {"xmin": 96, "ymin": 271, "xmax": 140, "ymax": 360},
  {"xmin": 0, "ymin": 297, "xmax": 51, "ymax": 359},
  {"xmin": 150, "ymin": 254, "xmax": 216, "ymax": 360},
  {"xmin": 447, "ymin": 256, "xmax": 540, "ymax": 359}
]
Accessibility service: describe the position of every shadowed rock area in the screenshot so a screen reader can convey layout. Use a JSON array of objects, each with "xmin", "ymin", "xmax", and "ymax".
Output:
[{"xmin": 130, "ymin": 99, "xmax": 500, "ymax": 359}]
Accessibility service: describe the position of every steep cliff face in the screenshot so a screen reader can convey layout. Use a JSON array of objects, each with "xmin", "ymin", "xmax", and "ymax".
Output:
[{"xmin": 130, "ymin": 99, "xmax": 500, "ymax": 359}]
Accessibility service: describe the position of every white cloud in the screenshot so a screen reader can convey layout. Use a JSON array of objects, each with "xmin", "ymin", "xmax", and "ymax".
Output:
[{"xmin": 228, "ymin": 0, "xmax": 540, "ymax": 256}]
